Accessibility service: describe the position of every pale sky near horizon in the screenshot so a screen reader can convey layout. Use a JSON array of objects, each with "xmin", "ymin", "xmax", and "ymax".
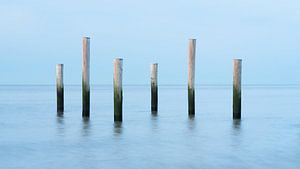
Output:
[{"xmin": 1, "ymin": 0, "xmax": 300, "ymax": 85}]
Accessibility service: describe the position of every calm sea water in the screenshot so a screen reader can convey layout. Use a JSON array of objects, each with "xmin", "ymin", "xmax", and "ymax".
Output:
[{"xmin": 0, "ymin": 85, "xmax": 300, "ymax": 169}]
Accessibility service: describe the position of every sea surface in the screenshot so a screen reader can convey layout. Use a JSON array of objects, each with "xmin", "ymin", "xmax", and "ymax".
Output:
[{"xmin": 0, "ymin": 85, "xmax": 300, "ymax": 169}]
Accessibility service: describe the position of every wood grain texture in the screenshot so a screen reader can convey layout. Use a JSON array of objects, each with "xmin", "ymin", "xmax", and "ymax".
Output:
[
  {"xmin": 188, "ymin": 39, "xmax": 196, "ymax": 116},
  {"xmin": 56, "ymin": 64, "xmax": 64, "ymax": 113},
  {"xmin": 233, "ymin": 59, "xmax": 242, "ymax": 119},
  {"xmin": 151, "ymin": 63, "xmax": 158, "ymax": 112},
  {"xmin": 114, "ymin": 58, "xmax": 123, "ymax": 122},
  {"xmin": 82, "ymin": 37, "xmax": 90, "ymax": 118}
]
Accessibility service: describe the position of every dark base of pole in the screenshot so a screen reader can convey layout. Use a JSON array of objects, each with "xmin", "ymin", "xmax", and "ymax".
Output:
[
  {"xmin": 151, "ymin": 86, "xmax": 158, "ymax": 112},
  {"xmin": 188, "ymin": 88, "xmax": 195, "ymax": 115},
  {"xmin": 82, "ymin": 90, "xmax": 90, "ymax": 118},
  {"xmin": 233, "ymin": 113, "xmax": 241, "ymax": 119},
  {"xmin": 57, "ymin": 106, "xmax": 64, "ymax": 113},
  {"xmin": 151, "ymin": 106, "xmax": 158, "ymax": 112},
  {"xmin": 114, "ymin": 115, "xmax": 122, "ymax": 122},
  {"xmin": 114, "ymin": 92, "xmax": 123, "ymax": 122},
  {"xmin": 114, "ymin": 106, "xmax": 122, "ymax": 121},
  {"xmin": 57, "ymin": 107, "xmax": 64, "ymax": 113},
  {"xmin": 57, "ymin": 88, "xmax": 64, "ymax": 113},
  {"xmin": 233, "ymin": 87, "xmax": 241, "ymax": 119},
  {"xmin": 114, "ymin": 110, "xmax": 122, "ymax": 121}
]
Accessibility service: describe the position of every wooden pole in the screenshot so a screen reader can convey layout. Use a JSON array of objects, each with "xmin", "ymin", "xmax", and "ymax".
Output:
[
  {"xmin": 56, "ymin": 64, "xmax": 64, "ymax": 113},
  {"xmin": 151, "ymin": 63, "xmax": 158, "ymax": 112},
  {"xmin": 188, "ymin": 39, "xmax": 196, "ymax": 116},
  {"xmin": 82, "ymin": 37, "xmax": 90, "ymax": 118},
  {"xmin": 114, "ymin": 58, "xmax": 123, "ymax": 122},
  {"xmin": 233, "ymin": 59, "xmax": 242, "ymax": 119}
]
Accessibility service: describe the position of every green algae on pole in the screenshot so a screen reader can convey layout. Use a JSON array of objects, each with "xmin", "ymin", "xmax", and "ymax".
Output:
[
  {"xmin": 233, "ymin": 59, "xmax": 242, "ymax": 119},
  {"xmin": 114, "ymin": 58, "xmax": 123, "ymax": 122},
  {"xmin": 82, "ymin": 37, "xmax": 90, "ymax": 118},
  {"xmin": 151, "ymin": 63, "xmax": 158, "ymax": 113},
  {"xmin": 56, "ymin": 64, "xmax": 64, "ymax": 113},
  {"xmin": 188, "ymin": 39, "xmax": 196, "ymax": 116}
]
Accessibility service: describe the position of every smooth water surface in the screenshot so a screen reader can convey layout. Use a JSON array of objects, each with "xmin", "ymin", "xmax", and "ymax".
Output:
[{"xmin": 0, "ymin": 85, "xmax": 300, "ymax": 169}]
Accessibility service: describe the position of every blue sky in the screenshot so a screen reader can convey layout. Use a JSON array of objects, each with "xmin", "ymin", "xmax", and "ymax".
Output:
[{"xmin": 1, "ymin": 0, "xmax": 300, "ymax": 85}]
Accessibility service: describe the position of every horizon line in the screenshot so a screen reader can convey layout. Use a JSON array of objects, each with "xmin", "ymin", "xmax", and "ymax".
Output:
[{"xmin": 1, "ymin": 83, "xmax": 300, "ymax": 87}]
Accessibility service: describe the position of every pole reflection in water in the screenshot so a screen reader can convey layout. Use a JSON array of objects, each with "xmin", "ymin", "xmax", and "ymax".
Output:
[
  {"xmin": 151, "ymin": 110, "xmax": 158, "ymax": 115},
  {"xmin": 151, "ymin": 113, "xmax": 159, "ymax": 132},
  {"xmin": 57, "ymin": 111, "xmax": 63, "ymax": 117},
  {"xmin": 151, "ymin": 113, "xmax": 158, "ymax": 120},
  {"xmin": 113, "ymin": 122, "xmax": 123, "ymax": 137},
  {"xmin": 82, "ymin": 118, "xmax": 91, "ymax": 137},
  {"xmin": 187, "ymin": 115, "xmax": 196, "ymax": 131},
  {"xmin": 56, "ymin": 114, "xmax": 65, "ymax": 136},
  {"xmin": 231, "ymin": 119, "xmax": 243, "ymax": 148},
  {"xmin": 232, "ymin": 119, "xmax": 241, "ymax": 132}
]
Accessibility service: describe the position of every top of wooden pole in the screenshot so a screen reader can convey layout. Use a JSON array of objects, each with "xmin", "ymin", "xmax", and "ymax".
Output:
[{"xmin": 188, "ymin": 39, "xmax": 196, "ymax": 89}]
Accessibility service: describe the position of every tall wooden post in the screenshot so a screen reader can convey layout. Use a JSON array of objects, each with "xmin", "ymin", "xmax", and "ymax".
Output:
[
  {"xmin": 233, "ymin": 59, "xmax": 242, "ymax": 119},
  {"xmin": 56, "ymin": 64, "xmax": 64, "ymax": 113},
  {"xmin": 151, "ymin": 63, "xmax": 158, "ymax": 112},
  {"xmin": 188, "ymin": 39, "xmax": 196, "ymax": 116},
  {"xmin": 114, "ymin": 58, "xmax": 123, "ymax": 122},
  {"xmin": 82, "ymin": 37, "xmax": 90, "ymax": 118}
]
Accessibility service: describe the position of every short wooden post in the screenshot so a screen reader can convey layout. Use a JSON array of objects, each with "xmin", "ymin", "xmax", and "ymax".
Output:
[
  {"xmin": 114, "ymin": 58, "xmax": 123, "ymax": 122},
  {"xmin": 56, "ymin": 64, "xmax": 64, "ymax": 113},
  {"xmin": 82, "ymin": 37, "xmax": 90, "ymax": 118},
  {"xmin": 188, "ymin": 39, "xmax": 196, "ymax": 116},
  {"xmin": 233, "ymin": 59, "xmax": 242, "ymax": 119},
  {"xmin": 151, "ymin": 63, "xmax": 158, "ymax": 112}
]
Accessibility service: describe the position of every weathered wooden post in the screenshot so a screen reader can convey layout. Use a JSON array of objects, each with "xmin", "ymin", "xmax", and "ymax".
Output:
[
  {"xmin": 56, "ymin": 64, "xmax": 64, "ymax": 113},
  {"xmin": 114, "ymin": 58, "xmax": 123, "ymax": 122},
  {"xmin": 82, "ymin": 37, "xmax": 90, "ymax": 118},
  {"xmin": 151, "ymin": 63, "xmax": 158, "ymax": 112},
  {"xmin": 188, "ymin": 39, "xmax": 196, "ymax": 116},
  {"xmin": 233, "ymin": 59, "xmax": 242, "ymax": 119}
]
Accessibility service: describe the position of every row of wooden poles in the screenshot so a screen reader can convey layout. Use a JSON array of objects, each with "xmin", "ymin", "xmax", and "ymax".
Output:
[{"xmin": 56, "ymin": 37, "xmax": 242, "ymax": 121}]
